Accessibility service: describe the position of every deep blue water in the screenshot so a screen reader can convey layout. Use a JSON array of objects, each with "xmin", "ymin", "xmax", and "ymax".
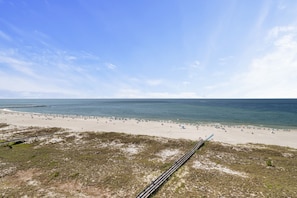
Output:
[{"xmin": 1, "ymin": 99, "xmax": 297, "ymax": 128}]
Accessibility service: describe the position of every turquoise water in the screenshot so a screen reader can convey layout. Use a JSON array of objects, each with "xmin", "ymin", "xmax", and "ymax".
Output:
[{"xmin": 1, "ymin": 99, "xmax": 297, "ymax": 128}]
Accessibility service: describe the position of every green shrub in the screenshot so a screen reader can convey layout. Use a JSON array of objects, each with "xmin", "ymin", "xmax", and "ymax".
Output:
[{"xmin": 266, "ymin": 159, "xmax": 274, "ymax": 167}]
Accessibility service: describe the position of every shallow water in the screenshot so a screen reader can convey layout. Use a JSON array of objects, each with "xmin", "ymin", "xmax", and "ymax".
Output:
[{"xmin": 1, "ymin": 99, "xmax": 297, "ymax": 128}]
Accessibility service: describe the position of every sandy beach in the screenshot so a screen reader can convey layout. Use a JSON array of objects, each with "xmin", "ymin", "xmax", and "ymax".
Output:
[{"xmin": 1, "ymin": 109, "xmax": 297, "ymax": 149}]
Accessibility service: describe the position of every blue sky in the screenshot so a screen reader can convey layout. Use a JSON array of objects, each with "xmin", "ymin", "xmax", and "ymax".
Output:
[{"xmin": 1, "ymin": 0, "xmax": 297, "ymax": 98}]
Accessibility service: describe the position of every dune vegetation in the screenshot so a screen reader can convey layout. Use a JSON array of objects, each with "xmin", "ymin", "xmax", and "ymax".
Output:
[{"xmin": 0, "ymin": 124, "xmax": 296, "ymax": 197}]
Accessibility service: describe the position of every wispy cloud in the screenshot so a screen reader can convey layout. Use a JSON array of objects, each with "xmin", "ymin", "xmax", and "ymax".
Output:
[
  {"xmin": 277, "ymin": 1, "xmax": 287, "ymax": 10},
  {"xmin": 254, "ymin": 1, "xmax": 271, "ymax": 30},
  {"xmin": 182, "ymin": 81, "xmax": 190, "ymax": 86},
  {"xmin": 219, "ymin": 56, "xmax": 234, "ymax": 65},
  {"xmin": 190, "ymin": 60, "xmax": 201, "ymax": 69},
  {"xmin": 145, "ymin": 92, "xmax": 200, "ymax": 98},
  {"xmin": 0, "ymin": 46, "xmax": 109, "ymax": 98},
  {"xmin": 105, "ymin": 63, "xmax": 117, "ymax": 70},
  {"xmin": 268, "ymin": 26, "xmax": 297, "ymax": 39},
  {"xmin": 115, "ymin": 88, "xmax": 141, "ymax": 98},
  {"xmin": 206, "ymin": 25, "xmax": 297, "ymax": 98},
  {"xmin": 146, "ymin": 79, "xmax": 163, "ymax": 86},
  {"xmin": 0, "ymin": 30, "xmax": 11, "ymax": 41},
  {"xmin": 0, "ymin": 18, "xmax": 24, "ymax": 38},
  {"xmin": 174, "ymin": 60, "xmax": 204, "ymax": 80},
  {"xmin": 115, "ymin": 88, "xmax": 201, "ymax": 98},
  {"xmin": 0, "ymin": 53, "xmax": 38, "ymax": 78},
  {"xmin": 176, "ymin": 60, "xmax": 202, "ymax": 70}
]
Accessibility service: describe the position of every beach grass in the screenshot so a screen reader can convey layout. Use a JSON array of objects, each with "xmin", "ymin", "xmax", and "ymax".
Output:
[
  {"xmin": 0, "ymin": 123, "xmax": 9, "ymax": 128},
  {"xmin": 0, "ymin": 126, "xmax": 297, "ymax": 197}
]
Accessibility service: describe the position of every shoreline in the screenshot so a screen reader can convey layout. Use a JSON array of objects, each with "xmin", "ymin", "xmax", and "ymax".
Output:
[
  {"xmin": 1, "ymin": 109, "xmax": 297, "ymax": 149},
  {"xmin": 2, "ymin": 108, "xmax": 296, "ymax": 130}
]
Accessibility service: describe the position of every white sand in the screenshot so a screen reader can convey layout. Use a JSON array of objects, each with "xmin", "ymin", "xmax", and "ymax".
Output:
[{"xmin": 1, "ymin": 109, "xmax": 297, "ymax": 149}]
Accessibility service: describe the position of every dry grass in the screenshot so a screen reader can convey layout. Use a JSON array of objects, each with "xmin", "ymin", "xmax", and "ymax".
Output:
[
  {"xmin": 0, "ymin": 123, "xmax": 9, "ymax": 128},
  {"xmin": 0, "ymin": 125, "xmax": 297, "ymax": 197}
]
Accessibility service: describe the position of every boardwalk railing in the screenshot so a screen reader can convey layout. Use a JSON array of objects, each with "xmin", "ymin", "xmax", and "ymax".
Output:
[{"xmin": 136, "ymin": 134, "xmax": 213, "ymax": 198}]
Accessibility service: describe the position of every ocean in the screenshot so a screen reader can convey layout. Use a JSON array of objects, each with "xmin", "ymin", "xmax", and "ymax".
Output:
[{"xmin": 0, "ymin": 99, "xmax": 297, "ymax": 128}]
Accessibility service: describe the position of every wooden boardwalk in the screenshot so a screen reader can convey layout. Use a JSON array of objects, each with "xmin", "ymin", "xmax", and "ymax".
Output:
[{"xmin": 136, "ymin": 134, "xmax": 213, "ymax": 198}]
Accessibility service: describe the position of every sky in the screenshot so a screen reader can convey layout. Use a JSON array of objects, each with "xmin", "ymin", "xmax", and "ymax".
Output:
[{"xmin": 0, "ymin": 0, "xmax": 297, "ymax": 98}]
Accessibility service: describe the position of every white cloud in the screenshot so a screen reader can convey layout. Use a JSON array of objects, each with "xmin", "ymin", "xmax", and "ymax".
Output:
[
  {"xmin": 278, "ymin": 2, "xmax": 287, "ymax": 10},
  {"xmin": 274, "ymin": 33, "xmax": 297, "ymax": 49},
  {"xmin": 0, "ymin": 71, "xmax": 80, "ymax": 98},
  {"xmin": 208, "ymin": 25, "xmax": 297, "ymax": 98},
  {"xmin": 0, "ymin": 47, "xmax": 107, "ymax": 98},
  {"xmin": 176, "ymin": 60, "xmax": 203, "ymax": 71},
  {"xmin": 0, "ymin": 54, "xmax": 38, "ymax": 78},
  {"xmin": 33, "ymin": 30, "xmax": 50, "ymax": 39},
  {"xmin": 174, "ymin": 60, "xmax": 204, "ymax": 80},
  {"xmin": 190, "ymin": 60, "xmax": 201, "ymax": 68},
  {"xmin": 65, "ymin": 55, "xmax": 77, "ymax": 61},
  {"xmin": 219, "ymin": 56, "xmax": 234, "ymax": 65},
  {"xmin": 268, "ymin": 26, "xmax": 297, "ymax": 39},
  {"xmin": 254, "ymin": 1, "xmax": 271, "ymax": 30},
  {"xmin": 115, "ymin": 88, "xmax": 141, "ymax": 98},
  {"xmin": 145, "ymin": 92, "xmax": 201, "ymax": 98},
  {"xmin": 146, "ymin": 79, "xmax": 163, "ymax": 86},
  {"xmin": 106, "ymin": 63, "xmax": 117, "ymax": 70},
  {"xmin": 114, "ymin": 83, "xmax": 202, "ymax": 98}
]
